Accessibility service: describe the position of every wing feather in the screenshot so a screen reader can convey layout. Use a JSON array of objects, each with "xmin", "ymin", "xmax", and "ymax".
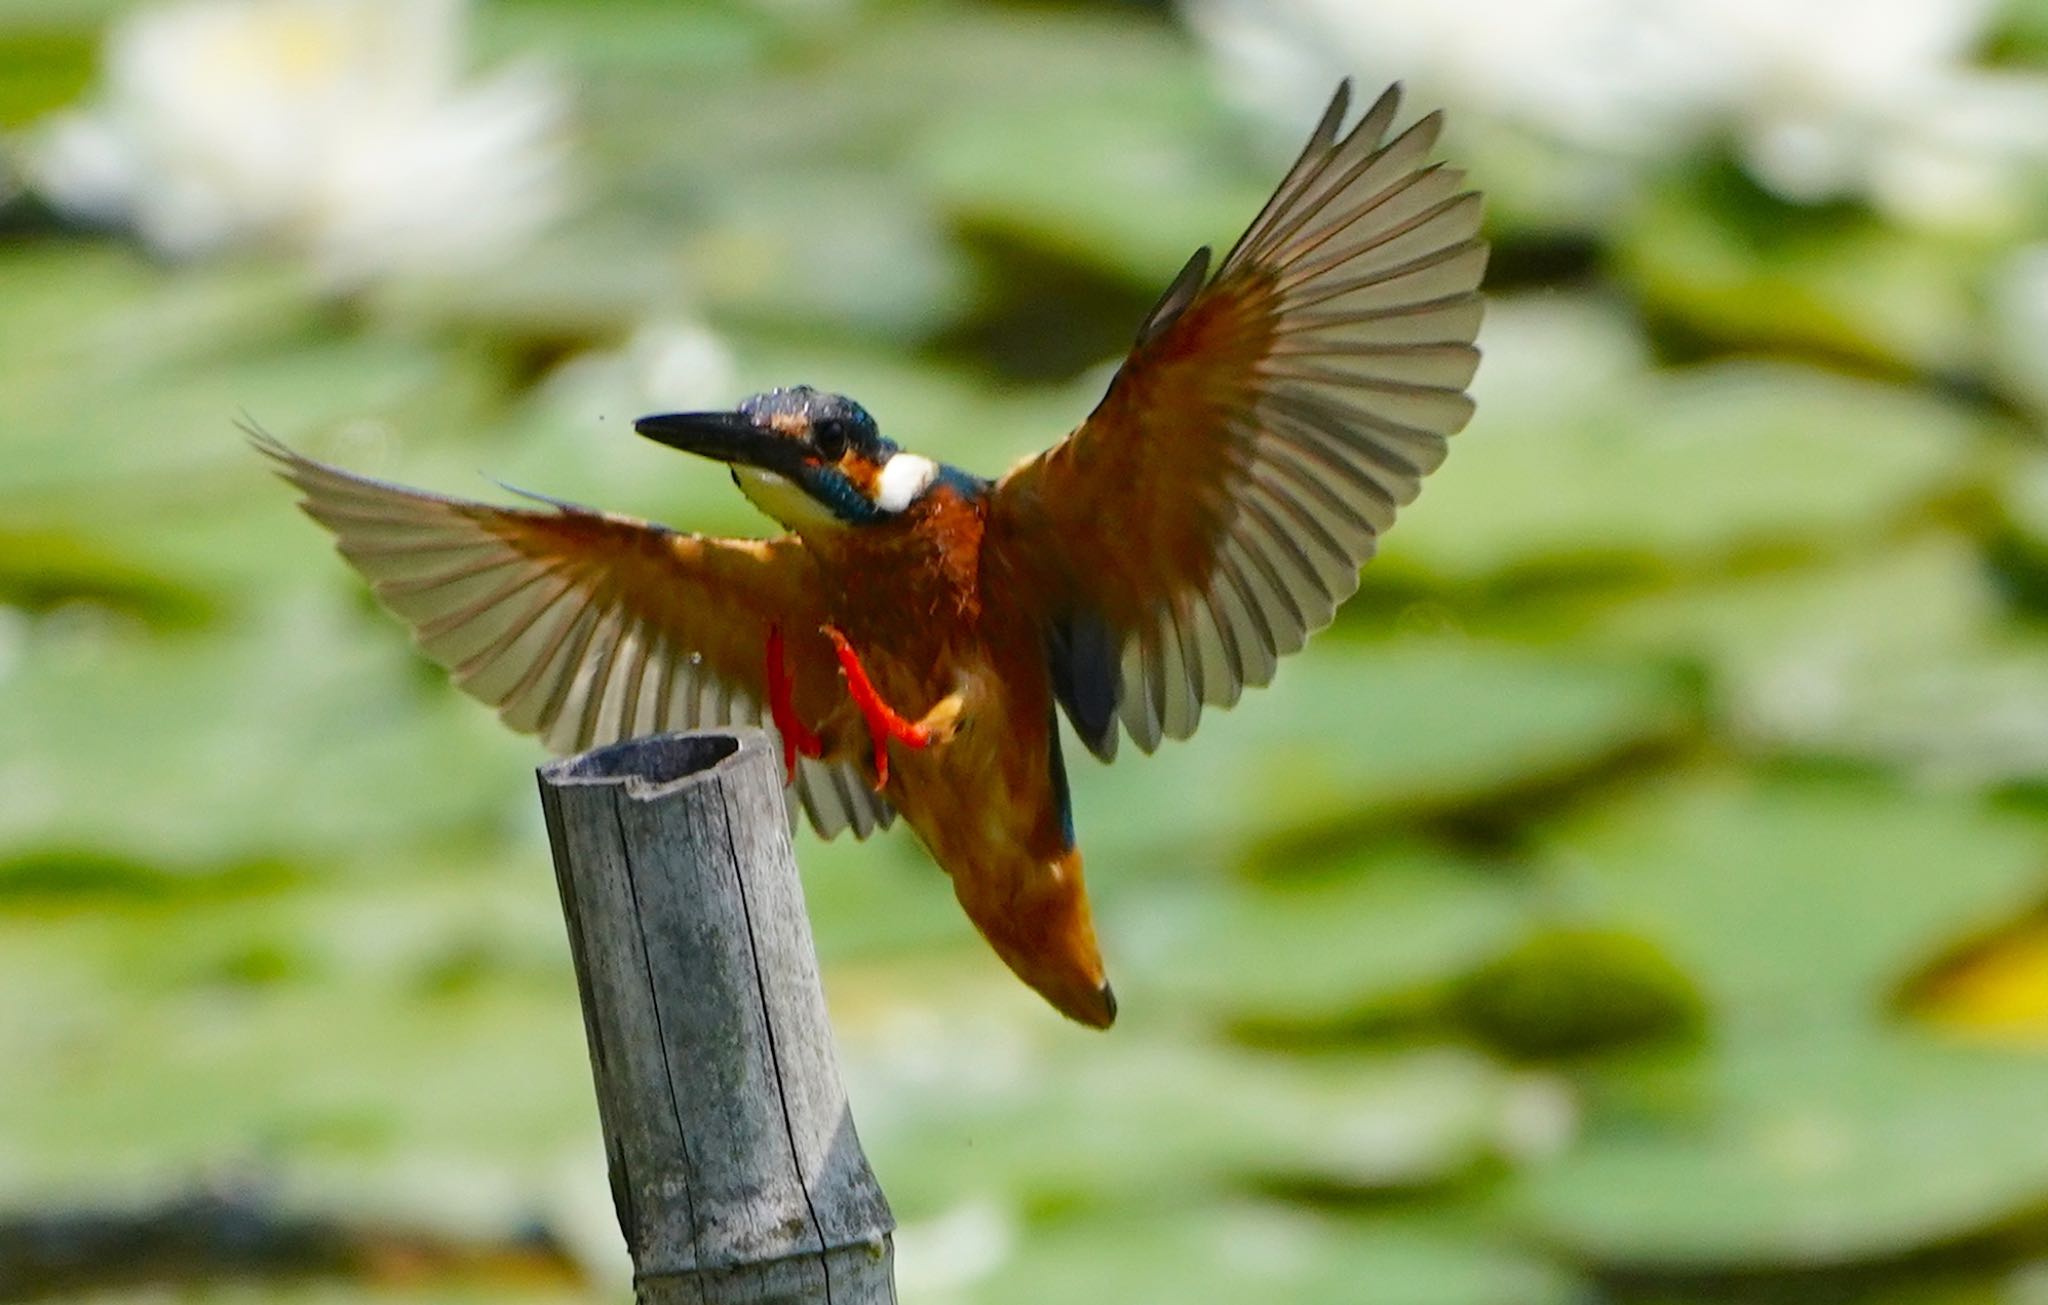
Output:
[
  {"xmin": 257, "ymin": 433, "xmax": 893, "ymax": 839},
  {"xmin": 990, "ymin": 81, "xmax": 1485, "ymax": 759}
]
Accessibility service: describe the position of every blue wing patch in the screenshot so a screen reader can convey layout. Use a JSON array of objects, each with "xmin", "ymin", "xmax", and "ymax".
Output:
[
  {"xmin": 1048, "ymin": 610, "xmax": 1120, "ymax": 763},
  {"xmin": 1046, "ymin": 706, "xmax": 1077, "ymax": 847}
]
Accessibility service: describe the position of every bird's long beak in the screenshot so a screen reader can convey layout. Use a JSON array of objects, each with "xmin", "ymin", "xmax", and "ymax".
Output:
[{"xmin": 634, "ymin": 411, "xmax": 805, "ymax": 475}]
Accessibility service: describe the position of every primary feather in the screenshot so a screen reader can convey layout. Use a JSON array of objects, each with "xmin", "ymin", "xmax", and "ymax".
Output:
[{"xmin": 989, "ymin": 80, "xmax": 1486, "ymax": 760}]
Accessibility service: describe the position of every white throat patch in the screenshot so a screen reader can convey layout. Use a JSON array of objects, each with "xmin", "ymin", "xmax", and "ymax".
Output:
[
  {"xmin": 733, "ymin": 466, "xmax": 844, "ymax": 535},
  {"xmin": 875, "ymin": 453, "xmax": 939, "ymax": 513}
]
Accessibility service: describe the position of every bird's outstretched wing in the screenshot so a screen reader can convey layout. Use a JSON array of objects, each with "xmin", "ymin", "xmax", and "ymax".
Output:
[
  {"xmin": 987, "ymin": 81, "xmax": 1485, "ymax": 760},
  {"xmin": 256, "ymin": 433, "xmax": 893, "ymax": 839}
]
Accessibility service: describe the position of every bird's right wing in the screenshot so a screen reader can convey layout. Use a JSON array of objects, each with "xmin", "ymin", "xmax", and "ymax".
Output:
[
  {"xmin": 257, "ymin": 433, "xmax": 893, "ymax": 840},
  {"xmin": 986, "ymin": 81, "xmax": 1484, "ymax": 761}
]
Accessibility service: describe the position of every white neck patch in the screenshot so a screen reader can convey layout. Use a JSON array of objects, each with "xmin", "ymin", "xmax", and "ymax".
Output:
[
  {"xmin": 875, "ymin": 453, "xmax": 939, "ymax": 513},
  {"xmin": 734, "ymin": 466, "xmax": 844, "ymax": 535}
]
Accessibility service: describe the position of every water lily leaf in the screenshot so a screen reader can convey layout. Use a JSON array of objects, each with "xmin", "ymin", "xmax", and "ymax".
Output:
[
  {"xmin": 1132, "ymin": 843, "xmax": 1531, "ymax": 1029},
  {"xmin": 1754, "ymin": 633, "xmax": 2048, "ymax": 785},
  {"xmin": 0, "ymin": 24, "xmax": 94, "ymax": 127},
  {"xmin": 857, "ymin": 1039, "xmax": 1531, "ymax": 1223},
  {"xmin": 0, "ymin": 527, "xmax": 213, "ymax": 626},
  {"xmin": 1994, "ymin": 0, "xmax": 2048, "ymax": 61},
  {"xmin": 1392, "ymin": 300, "xmax": 1983, "ymax": 586},
  {"xmin": 0, "ymin": 334, "xmax": 450, "ymax": 548},
  {"xmin": 477, "ymin": 0, "xmax": 774, "ymax": 75},
  {"xmin": 1069, "ymin": 640, "xmax": 1688, "ymax": 867},
  {"xmin": 24, "ymin": 1287, "xmax": 596, "ymax": 1304},
  {"xmin": 1588, "ymin": 537, "xmax": 2021, "ymax": 770},
  {"xmin": 1615, "ymin": 163, "xmax": 1984, "ymax": 373},
  {"xmin": 887, "ymin": 10, "xmax": 1267, "ymax": 280},
  {"xmin": 0, "ymin": 244, "xmax": 318, "ymax": 397},
  {"xmin": 0, "ymin": 597, "xmax": 535, "ymax": 872},
  {"xmin": 1591, "ymin": 537, "xmax": 1995, "ymax": 682},
  {"xmin": 1453, "ymin": 926, "xmax": 1706, "ymax": 1058},
  {"xmin": 965, "ymin": 1205, "xmax": 1581, "ymax": 1305},
  {"xmin": 0, "ymin": 0, "xmax": 127, "ymax": 28},
  {"xmin": 917, "ymin": 80, "xmax": 1268, "ymax": 286},
  {"xmin": 1518, "ymin": 1031, "xmax": 2048, "ymax": 1272},
  {"xmin": 1537, "ymin": 774, "xmax": 2047, "ymax": 1035},
  {"xmin": 0, "ymin": 850, "xmax": 592, "ymax": 1221}
]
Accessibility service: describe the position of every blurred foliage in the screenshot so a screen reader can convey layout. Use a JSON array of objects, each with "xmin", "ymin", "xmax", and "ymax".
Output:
[{"xmin": 3, "ymin": 0, "xmax": 2048, "ymax": 1303}]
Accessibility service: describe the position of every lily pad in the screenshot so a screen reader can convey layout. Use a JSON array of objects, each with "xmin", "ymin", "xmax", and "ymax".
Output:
[
  {"xmin": 0, "ymin": 850, "xmax": 592, "ymax": 1222},
  {"xmin": 1131, "ymin": 843, "xmax": 1532, "ymax": 1029},
  {"xmin": 1391, "ymin": 299, "xmax": 1984, "ymax": 586},
  {"xmin": 1615, "ymin": 162, "xmax": 1986, "ymax": 373},
  {"xmin": 917, "ymin": 75, "xmax": 1268, "ymax": 286},
  {"xmin": 33, "ymin": 1286, "xmax": 591, "ymax": 1304},
  {"xmin": 1453, "ymin": 926, "xmax": 1706, "ymax": 1058},
  {"xmin": 0, "ymin": 597, "xmax": 535, "ymax": 872},
  {"xmin": 852, "ymin": 1037, "xmax": 1537, "ymax": 1222},
  {"xmin": 1536, "ymin": 773, "xmax": 2047, "ymax": 1035},
  {"xmin": 965, "ymin": 1205, "xmax": 1582, "ymax": 1305},
  {"xmin": 1590, "ymin": 537, "xmax": 1995, "ymax": 683},
  {"xmin": 1518, "ymin": 1031, "xmax": 2048, "ymax": 1272},
  {"xmin": 1069, "ymin": 638, "xmax": 1688, "ymax": 866},
  {"xmin": 1588, "ymin": 536, "xmax": 2026, "ymax": 773}
]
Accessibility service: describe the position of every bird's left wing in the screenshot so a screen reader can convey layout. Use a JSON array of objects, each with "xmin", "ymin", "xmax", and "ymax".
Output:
[
  {"xmin": 986, "ymin": 81, "xmax": 1485, "ymax": 760},
  {"xmin": 257, "ymin": 434, "xmax": 893, "ymax": 839}
]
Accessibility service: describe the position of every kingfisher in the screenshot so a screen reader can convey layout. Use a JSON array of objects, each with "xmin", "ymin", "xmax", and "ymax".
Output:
[{"xmin": 258, "ymin": 81, "xmax": 1485, "ymax": 1028}]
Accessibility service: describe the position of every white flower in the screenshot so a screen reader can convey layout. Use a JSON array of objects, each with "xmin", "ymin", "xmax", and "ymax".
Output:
[
  {"xmin": 1185, "ymin": 0, "xmax": 2048, "ymax": 229},
  {"xmin": 1187, "ymin": 0, "xmax": 1718, "ymax": 159},
  {"xmin": 25, "ymin": 0, "xmax": 568, "ymax": 283},
  {"xmin": 541, "ymin": 319, "xmax": 739, "ymax": 422}
]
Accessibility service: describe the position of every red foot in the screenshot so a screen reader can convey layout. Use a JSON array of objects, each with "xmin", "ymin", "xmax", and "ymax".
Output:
[
  {"xmin": 766, "ymin": 623, "xmax": 823, "ymax": 784},
  {"xmin": 822, "ymin": 625, "xmax": 932, "ymax": 789}
]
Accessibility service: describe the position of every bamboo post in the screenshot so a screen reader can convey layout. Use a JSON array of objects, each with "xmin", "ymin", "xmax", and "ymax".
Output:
[{"xmin": 535, "ymin": 731, "xmax": 896, "ymax": 1304}]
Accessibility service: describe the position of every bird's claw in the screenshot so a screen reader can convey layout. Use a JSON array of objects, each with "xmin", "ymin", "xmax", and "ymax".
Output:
[
  {"xmin": 915, "ymin": 692, "xmax": 965, "ymax": 747},
  {"xmin": 822, "ymin": 625, "xmax": 958, "ymax": 789}
]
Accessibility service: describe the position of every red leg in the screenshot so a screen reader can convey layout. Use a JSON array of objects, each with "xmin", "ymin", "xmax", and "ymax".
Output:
[
  {"xmin": 822, "ymin": 625, "xmax": 932, "ymax": 789},
  {"xmin": 765, "ymin": 623, "xmax": 823, "ymax": 784}
]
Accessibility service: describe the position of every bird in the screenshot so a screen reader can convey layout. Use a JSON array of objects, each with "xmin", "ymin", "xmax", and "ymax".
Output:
[{"xmin": 257, "ymin": 80, "xmax": 1486, "ymax": 1028}]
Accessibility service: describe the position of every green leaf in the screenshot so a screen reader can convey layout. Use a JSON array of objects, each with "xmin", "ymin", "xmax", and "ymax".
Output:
[
  {"xmin": 0, "ymin": 849, "xmax": 594, "ymax": 1225},
  {"xmin": 0, "ymin": 526, "xmax": 213, "ymax": 626},
  {"xmin": 1614, "ymin": 162, "xmax": 1987, "ymax": 373},
  {"xmin": 1069, "ymin": 640, "xmax": 1688, "ymax": 866},
  {"xmin": 1391, "ymin": 300, "xmax": 1983, "ymax": 586},
  {"xmin": 1518, "ymin": 1032, "xmax": 2048, "ymax": 1271},
  {"xmin": 0, "ymin": 597, "xmax": 536, "ymax": 871},
  {"xmin": 1588, "ymin": 537, "xmax": 2024, "ymax": 771},
  {"xmin": 1453, "ymin": 927, "xmax": 1706, "ymax": 1058},
  {"xmin": 916, "ymin": 77, "xmax": 1268, "ymax": 286},
  {"xmin": 861, "ymin": 1039, "xmax": 1538, "ymax": 1222},
  {"xmin": 28, "ymin": 1284, "xmax": 596, "ymax": 1304},
  {"xmin": 1132, "ymin": 843, "xmax": 1531, "ymax": 1029},
  {"xmin": 0, "ymin": 23, "xmax": 95, "ymax": 127},
  {"xmin": 1590, "ymin": 536, "xmax": 1995, "ymax": 680},
  {"xmin": 963, "ymin": 1205, "xmax": 1582, "ymax": 1305},
  {"xmin": 1536, "ymin": 773, "xmax": 2047, "ymax": 1035}
]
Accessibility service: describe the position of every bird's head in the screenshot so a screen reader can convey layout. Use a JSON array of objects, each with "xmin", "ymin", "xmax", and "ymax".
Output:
[{"xmin": 635, "ymin": 386, "xmax": 940, "ymax": 535}]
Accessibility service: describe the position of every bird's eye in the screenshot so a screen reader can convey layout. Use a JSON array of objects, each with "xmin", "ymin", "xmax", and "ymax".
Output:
[{"xmin": 812, "ymin": 419, "xmax": 849, "ymax": 461}]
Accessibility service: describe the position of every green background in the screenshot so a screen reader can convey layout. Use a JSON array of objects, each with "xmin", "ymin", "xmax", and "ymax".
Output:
[{"xmin": 4, "ymin": 1, "xmax": 2048, "ymax": 1301}]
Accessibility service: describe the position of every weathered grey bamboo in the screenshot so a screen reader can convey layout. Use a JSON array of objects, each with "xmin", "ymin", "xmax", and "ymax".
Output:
[{"xmin": 536, "ymin": 731, "xmax": 896, "ymax": 1304}]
